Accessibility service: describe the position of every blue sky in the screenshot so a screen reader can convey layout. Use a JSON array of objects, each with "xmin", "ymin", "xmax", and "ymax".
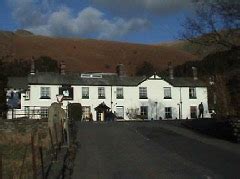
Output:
[{"xmin": 0, "ymin": 0, "xmax": 193, "ymax": 44}]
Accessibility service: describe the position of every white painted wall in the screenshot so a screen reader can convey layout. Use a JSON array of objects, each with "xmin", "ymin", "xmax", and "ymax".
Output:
[{"xmin": 11, "ymin": 75, "xmax": 210, "ymax": 120}]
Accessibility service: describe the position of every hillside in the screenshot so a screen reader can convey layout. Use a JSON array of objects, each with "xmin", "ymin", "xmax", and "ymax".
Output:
[
  {"xmin": 172, "ymin": 49, "xmax": 240, "ymax": 117},
  {"xmin": 158, "ymin": 40, "xmax": 219, "ymax": 57},
  {"xmin": 0, "ymin": 30, "xmax": 196, "ymax": 76}
]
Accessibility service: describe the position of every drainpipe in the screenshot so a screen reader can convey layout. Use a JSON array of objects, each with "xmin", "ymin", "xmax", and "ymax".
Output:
[
  {"xmin": 180, "ymin": 87, "xmax": 183, "ymax": 119},
  {"xmin": 111, "ymin": 86, "xmax": 113, "ymax": 111}
]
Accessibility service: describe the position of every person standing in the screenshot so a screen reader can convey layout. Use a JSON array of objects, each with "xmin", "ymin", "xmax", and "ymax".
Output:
[{"xmin": 198, "ymin": 102, "xmax": 204, "ymax": 118}]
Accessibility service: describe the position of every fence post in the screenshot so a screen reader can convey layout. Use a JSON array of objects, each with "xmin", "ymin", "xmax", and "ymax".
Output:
[{"xmin": 31, "ymin": 133, "xmax": 37, "ymax": 178}]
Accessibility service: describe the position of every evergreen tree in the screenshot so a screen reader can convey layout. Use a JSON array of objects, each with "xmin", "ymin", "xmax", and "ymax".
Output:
[{"xmin": 136, "ymin": 61, "xmax": 155, "ymax": 76}]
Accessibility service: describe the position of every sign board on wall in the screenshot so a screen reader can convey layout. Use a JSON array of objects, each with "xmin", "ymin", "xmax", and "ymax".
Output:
[{"xmin": 59, "ymin": 86, "xmax": 73, "ymax": 100}]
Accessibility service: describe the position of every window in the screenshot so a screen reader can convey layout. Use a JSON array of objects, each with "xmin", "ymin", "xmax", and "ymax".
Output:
[
  {"xmin": 164, "ymin": 87, "xmax": 172, "ymax": 99},
  {"xmin": 82, "ymin": 106, "xmax": 91, "ymax": 119},
  {"xmin": 25, "ymin": 90, "xmax": 30, "ymax": 100},
  {"xmin": 189, "ymin": 87, "xmax": 197, "ymax": 99},
  {"xmin": 139, "ymin": 87, "xmax": 147, "ymax": 99},
  {"xmin": 165, "ymin": 107, "xmax": 172, "ymax": 119},
  {"xmin": 98, "ymin": 87, "xmax": 105, "ymax": 99},
  {"xmin": 116, "ymin": 106, "xmax": 124, "ymax": 119},
  {"xmin": 140, "ymin": 106, "xmax": 148, "ymax": 119},
  {"xmin": 116, "ymin": 87, "xmax": 124, "ymax": 99},
  {"xmin": 40, "ymin": 87, "xmax": 50, "ymax": 99},
  {"xmin": 40, "ymin": 107, "xmax": 48, "ymax": 119},
  {"xmin": 190, "ymin": 106, "xmax": 197, "ymax": 119},
  {"xmin": 82, "ymin": 87, "xmax": 89, "ymax": 99}
]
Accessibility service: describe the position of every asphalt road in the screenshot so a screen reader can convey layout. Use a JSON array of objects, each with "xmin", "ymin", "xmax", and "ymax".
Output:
[{"xmin": 72, "ymin": 122, "xmax": 240, "ymax": 179}]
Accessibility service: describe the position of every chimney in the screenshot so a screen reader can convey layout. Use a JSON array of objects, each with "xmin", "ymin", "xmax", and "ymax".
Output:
[
  {"xmin": 168, "ymin": 62, "xmax": 174, "ymax": 80},
  {"xmin": 30, "ymin": 56, "xmax": 35, "ymax": 75},
  {"xmin": 116, "ymin": 64, "xmax": 126, "ymax": 77},
  {"xmin": 60, "ymin": 61, "xmax": 66, "ymax": 75},
  {"xmin": 192, "ymin": 67, "xmax": 198, "ymax": 80}
]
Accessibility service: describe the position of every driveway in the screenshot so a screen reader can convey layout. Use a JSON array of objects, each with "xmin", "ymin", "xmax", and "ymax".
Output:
[{"xmin": 72, "ymin": 122, "xmax": 240, "ymax": 179}]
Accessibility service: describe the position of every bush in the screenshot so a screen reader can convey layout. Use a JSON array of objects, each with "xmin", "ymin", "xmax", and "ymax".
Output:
[{"xmin": 68, "ymin": 103, "xmax": 82, "ymax": 121}]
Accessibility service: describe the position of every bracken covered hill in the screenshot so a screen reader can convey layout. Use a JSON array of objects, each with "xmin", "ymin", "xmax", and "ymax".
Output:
[{"xmin": 0, "ymin": 30, "xmax": 196, "ymax": 75}]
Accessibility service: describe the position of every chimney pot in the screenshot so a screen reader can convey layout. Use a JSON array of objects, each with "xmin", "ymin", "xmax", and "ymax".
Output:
[
  {"xmin": 60, "ymin": 61, "xmax": 66, "ymax": 75},
  {"xmin": 116, "ymin": 64, "xmax": 126, "ymax": 77},
  {"xmin": 168, "ymin": 62, "xmax": 174, "ymax": 80},
  {"xmin": 30, "ymin": 56, "xmax": 35, "ymax": 75},
  {"xmin": 192, "ymin": 67, "xmax": 198, "ymax": 80}
]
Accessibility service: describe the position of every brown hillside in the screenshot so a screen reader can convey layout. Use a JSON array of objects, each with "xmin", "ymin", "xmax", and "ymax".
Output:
[{"xmin": 0, "ymin": 31, "xmax": 196, "ymax": 76}]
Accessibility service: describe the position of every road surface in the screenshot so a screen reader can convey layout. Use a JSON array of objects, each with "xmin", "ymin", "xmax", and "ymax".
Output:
[{"xmin": 72, "ymin": 122, "xmax": 240, "ymax": 179}]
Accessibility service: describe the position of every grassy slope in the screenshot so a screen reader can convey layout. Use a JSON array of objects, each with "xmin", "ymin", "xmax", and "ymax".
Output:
[{"xmin": 0, "ymin": 31, "xmax": 196, "ymax": 76}]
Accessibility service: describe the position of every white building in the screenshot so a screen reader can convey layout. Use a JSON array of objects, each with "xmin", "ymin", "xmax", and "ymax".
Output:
[{"xmin": 7, "ymin": 65, "xmax": 210, "ymax": 121}]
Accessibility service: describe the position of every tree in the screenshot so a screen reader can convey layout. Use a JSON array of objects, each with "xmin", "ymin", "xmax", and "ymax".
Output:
[
  {"xmin": 0, "ymin": 60, "xmax": 7, "ymax": 119},
  {"xmin": 35, "ymin": 56, "xmax": 59, "ymax": 72},
  {"xmin": 136, "ymin": 61, "xmax": 156, "ymax": 76},
  {"xmin": 181, "ymin": 0, "xmax": 240, "ymax": 50}
]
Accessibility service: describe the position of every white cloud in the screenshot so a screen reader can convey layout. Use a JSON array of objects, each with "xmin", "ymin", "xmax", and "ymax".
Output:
[
  {"xmin": 8, "ymin": 0, "xmax": 149, "ymax": 39},
  {"xmin": 91, "ymin": 0, "xmax": 192, "ymax": 15}
]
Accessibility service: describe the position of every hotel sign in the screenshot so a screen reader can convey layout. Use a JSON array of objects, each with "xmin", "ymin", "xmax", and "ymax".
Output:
[{"xmin": 59, "ymin": 86, "xmax": 73, "ymax": 100}]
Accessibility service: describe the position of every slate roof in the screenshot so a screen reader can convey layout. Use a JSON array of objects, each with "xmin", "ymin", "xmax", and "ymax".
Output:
[
  {"xmin": 27, "ymin": 72, "xmax": 146, "ymax": 86},
  {"xmin": 7, "ymin": 77, "xmax": 28, "ymax": 89},
  {"xmin": 7, "ymin": 72, "xmax": 207, "ymax": 89},
  {"xmin": 163, "ymin": 77, "xmax": 206, "ymax": 87}
]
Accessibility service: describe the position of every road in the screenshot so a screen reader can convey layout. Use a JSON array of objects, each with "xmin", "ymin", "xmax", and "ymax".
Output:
[{"xmin": 72, "ymin": 122, "xmax": 240, "ymax": 179}]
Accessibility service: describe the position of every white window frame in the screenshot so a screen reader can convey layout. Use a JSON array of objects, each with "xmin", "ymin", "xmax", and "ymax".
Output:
[
  {"xmin": 139, "ymin": 87, "xmax": 148, "ymax": 99},
  {"xmin": 40, "ymin": 87, "xmax": 51, "ymax": 99},
  {"xmin": 98, "ymin": 87, "xmax": 105, "ymax": 99},
  {"xmin": 164, "ymin": 87, "xmax": 172, "ymax": 99},
  {"xmin": 82, "ymin": 87, "xmax": 89, "ymax": 99},
  {"xmin": 189, "ymin": 87, "xmax": 197, "ymax": 99},
  {"xmin": 140, "ymin": 106, "xmax": 148, "ymax": 118},
  {"xmin": 82, "ymin": 106, "xmax": 91, "ymax": 119},
  {"xmin": 165, "ymin": 107, "xmax": 172, "ymax": 119},
  {"xmin": 116, "ymin": 87, "xmax": 124, "ymax": 99}
]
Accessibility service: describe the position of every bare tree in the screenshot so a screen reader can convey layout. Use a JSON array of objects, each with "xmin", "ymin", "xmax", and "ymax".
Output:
[{"xmin": 181, "ymin": 0, "xmax": 240, "ymax": 50}]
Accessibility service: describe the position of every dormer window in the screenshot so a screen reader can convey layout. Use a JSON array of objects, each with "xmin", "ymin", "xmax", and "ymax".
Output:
[
  {"xmin": 81, "ymin": 73, "xmax": 102, "ymax": 78},
  {"xmin": 40, "ymin": 87, "xmax": 51, "ymax": 99}
]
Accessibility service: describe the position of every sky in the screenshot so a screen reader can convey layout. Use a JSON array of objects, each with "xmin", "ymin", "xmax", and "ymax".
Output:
[{"xmin": 0, "ymin": 0, "xmax": 194, "ymax": 44}]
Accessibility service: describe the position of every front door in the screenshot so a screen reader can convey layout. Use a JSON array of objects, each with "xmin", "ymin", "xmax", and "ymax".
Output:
[
  {"xmin": 190, "ymin": 106, "xmax": 197, "ymax": 119},
  {"xmin": 97, "ymin": 112, "xmax": 104, "ymax": 121}
]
